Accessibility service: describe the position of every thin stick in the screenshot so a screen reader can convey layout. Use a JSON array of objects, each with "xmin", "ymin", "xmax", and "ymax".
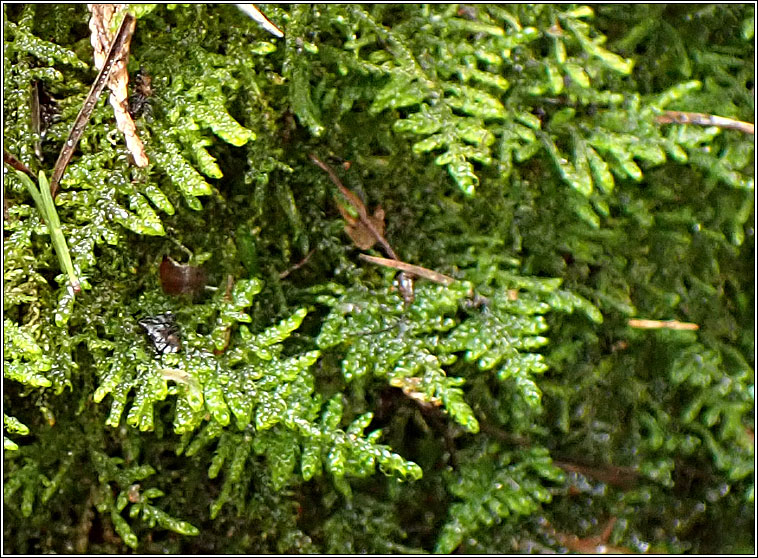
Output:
[
  {"xmin": 310, "ymin": 154, "xmax": 424, "ymax": 304},
  {"xmin": 656, "ymin": 111, "xmax": 754, "ymax": 135},
  {"xmin": 49, "ymin": 13, "xmax": 136, "ymax": 199},
  {"xmin": 358, "ymin": 254, "xmax": 455, "ymax": 286},
  {"xmin": 627, "ymin": 318, "xmax": 699, "ymax": 331},
  {"xmin": 552, "ymin": 460, "xmax": 639, "ymax": 489},
  {"xmin": 4, "ymin": 150, "xmax": 35, "ymax": 178},
  {"xmin": 279, "ymin": 248, "xmax": 316, "ymax": 279}
]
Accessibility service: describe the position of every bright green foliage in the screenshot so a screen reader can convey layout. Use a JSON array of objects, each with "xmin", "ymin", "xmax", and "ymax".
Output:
[
  {"xmin": 4, "ymin": 3, "xmax": 753, "ymax": 554},
  {"xmin": 4, "ymin": 414, "xmax": 30, "ymax": 451},
  {"xmin": 436, "ymin": 444, "xmax": 564, "ymax": 553},
  {"xmin": 316, "ymin": 268, "xmax": 599, "ymax": 435},
  {"xmin": 14, "ymin": 171, "xmax": 81, "ymax": 298},
  {"xmin": 316, "ymin": 280, "xmax": 480, "ymax": 432}
]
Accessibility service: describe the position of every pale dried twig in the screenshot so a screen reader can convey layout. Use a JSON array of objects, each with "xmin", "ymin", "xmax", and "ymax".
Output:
[
  {"xmin": 49, "ymin": 11, "xmax": 137, "ymax": 198},
  {"xmin": 88, "ymin": 5, "xmax": 148, "ymax": 168},
  {"xmin": 358, "ymin": 254, "xmax": 455, "ymax": 286},
  {"xmin": 656, "ymin": 111, "xmax": 754, "ymax": 135},
  {"xmin": 628, "ymin": 318, "xmax": 699, "ymax": 331}
]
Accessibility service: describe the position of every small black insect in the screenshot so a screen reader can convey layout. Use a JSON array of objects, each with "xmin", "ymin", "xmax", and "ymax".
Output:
[
  {"xmin": 128, "ymin": 69, "xmax": 153, "ymax": 119},
  {"xmin": 30, "ymin": 79, "xmax": 59, "ymax": 161},
  {"xmin": 138, "ymin": 312, "xmax": 181, "ymax": 355}
]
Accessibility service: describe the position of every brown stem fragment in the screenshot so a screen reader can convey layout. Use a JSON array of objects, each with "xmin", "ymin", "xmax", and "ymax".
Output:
[
  {"xmin": 49, "ymin": 12, "xmax": 136, "ymax": 198},
  {"xmin": 358, "ymin": 254, "xmax": 455, "ymax": 286},
  {"xmin": 309, "ymin": 153, "xmax": 421, "ymax": 305},
  {"xmin": 279, "ymin": 248, "xmax": 316, "ymax": 279},
  {"xmin": 213, "ymin": 274, "xmax": 236, "ymax": 355},
  {"xmin": 545, "ymin": 517, "xmax": 633, "ymax": 554},
  {"xmin": 553, "ymin": 459, "xmax": 640, "ymax": 490},
  {"xmin": 656, "ymin": 111, "xmax": 754, "ymax": 135},
  {"xmin": 627, "ymin": 318, "xmax": 699, "ymax": 331},
  {"xmin": 4, "ymin": 150, "xmax": 35, "ymax": 178}
]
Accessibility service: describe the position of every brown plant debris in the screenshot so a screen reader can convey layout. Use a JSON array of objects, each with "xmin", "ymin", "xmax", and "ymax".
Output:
[
  {"xmin": 656, "ymin": 110, "xmax": 754, "ymax": 135},
  {"xmin": 88, "ymin": 5, "xmax": 148, "ymax": 167},
  {"xmin": 627, "ymin": 318, "xmax": 699, "ymax": 331},
  {"xmin": 49, "ymin": 11, "xmax": 137, "ymax": 198}
]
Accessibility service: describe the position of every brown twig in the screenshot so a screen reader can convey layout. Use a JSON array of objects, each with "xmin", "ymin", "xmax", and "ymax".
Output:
[
  {"xmin": 656, "ymin": 111, "xmax": 754, "ymax": 135},
  {"xmin": 279, "ymin": 248, "xmax": 316, "ymax": 279},
  {"xmin": 74, "ymin": 485, "xmax": 97, "ymax": 553},
  {"xmin": 358, "ymin": 254, "xmax": 455, "ymax": 286},
  {"xmin": 49, "ymin": 13, "xmax": 136, "ymax": 199},
  {"xmin": 553, "ymin": 460, "xmax": 640, "ymax": 490},
  {"xmin": 477, "ymin": 419, "xmax": 531, "ymax": 447},
  {"xmin": 310, "ymin": 153, "xmax": 422, "ymax": 305},
  {"xmin": 4, "ymin": 151, "xmax": 34, "ymax": 221},
  {"xmin": 627, "ymin": 318, "xmax": 699, "ymax": 331},
  {"xmin": 31, "ymin": 80, "xmax": 43, "ymax": 160},
  {"xmin": 477, "ymin": 418, "xmax": 640, "ymax": 489},
  {"xmin": 88, "ymin": 5, "xmax": 148, "ymax": 168},
  {"xmin": 3, "ymin": 150, "xmax": 35, "ymax": 178},
  {"xmin": 213, "ymin": 275, "xmax": 236, "ymax": 355}
]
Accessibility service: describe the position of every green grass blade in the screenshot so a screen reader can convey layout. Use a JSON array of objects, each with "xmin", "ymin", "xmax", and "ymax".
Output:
[{"xmin": 15, "ymin": 170, "xmax": 80, "ymax": 293}]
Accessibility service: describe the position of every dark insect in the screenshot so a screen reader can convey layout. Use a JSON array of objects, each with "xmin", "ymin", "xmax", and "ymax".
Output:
[
  {"xmin": 30, "ymin": 80, "xmax": 59, "ymax": 161},
  {"xmin": 159, "ymin": 255, "xmax": 208, "ymax": 296},
  {"xmin": 138, "ymin": 312, "xmax": 181, "ymax": 354},
  {"xmin": 394, "ymin": 271, "xmax": 416, "ymax": 307},
  {"xmin": 128, "ymin": 69, "xmax": 153, "ymax": 119}
]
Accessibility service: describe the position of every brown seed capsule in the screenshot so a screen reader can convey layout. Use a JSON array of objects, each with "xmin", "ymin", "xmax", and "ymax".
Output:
[{"xmin": 159, "ymin": 255, "xmax": 208, "ymax": 296}]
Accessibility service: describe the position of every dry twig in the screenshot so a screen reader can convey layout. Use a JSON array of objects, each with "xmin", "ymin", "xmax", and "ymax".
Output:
[
  {"xmin": 49, "ymin": 11, "xmax": 137, "ymax": 198},
  {"xmin": 358, "ymin": 254, "xmax": 455, "ymax": 286},
  {"xmin": 553, "ymin": 459, "xmax": 640, "ymax": 490},
  {"xmin": 628, "ymin": 318, "xmax": 699, "ymax": 331},
  {"xmin": 656, "ymin": 111, "xmax": 754, "ymax": 135},
  {"xmin": 279, "ymin": 248, "xmax": 316, "ymax": 279},
  {"xmin": 88, "ymin": 5, "xmax": 148, "ymax": 168},
  {"xmin": 4, "ymin": 150, "xmax": 34, "ymax": 178},
  {"xmin": 309, "ymin": 153, "xmax": 419, "ymax": 304}
]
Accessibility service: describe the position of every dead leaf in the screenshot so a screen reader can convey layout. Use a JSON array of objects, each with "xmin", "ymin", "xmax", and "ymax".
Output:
[{"xmin": 338, "ymin": 202, "xmax": 386, "ymax": 250}]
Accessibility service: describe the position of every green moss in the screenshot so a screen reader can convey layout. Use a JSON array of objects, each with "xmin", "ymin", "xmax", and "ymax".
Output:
[{"xmin": 4, "ymin": 4, "xmax": 753, "ymax": 554}]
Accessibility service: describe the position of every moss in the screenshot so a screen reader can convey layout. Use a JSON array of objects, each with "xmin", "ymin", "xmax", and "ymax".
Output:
[{"xmin": 4, "ymin": 4, "xmax": 753, "ymax": 554}]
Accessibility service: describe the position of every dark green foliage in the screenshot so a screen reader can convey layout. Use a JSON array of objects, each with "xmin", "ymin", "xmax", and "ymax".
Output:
[{"xmin": 3, "ymin": 4, "xmax": 753, "ymax": 554}]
